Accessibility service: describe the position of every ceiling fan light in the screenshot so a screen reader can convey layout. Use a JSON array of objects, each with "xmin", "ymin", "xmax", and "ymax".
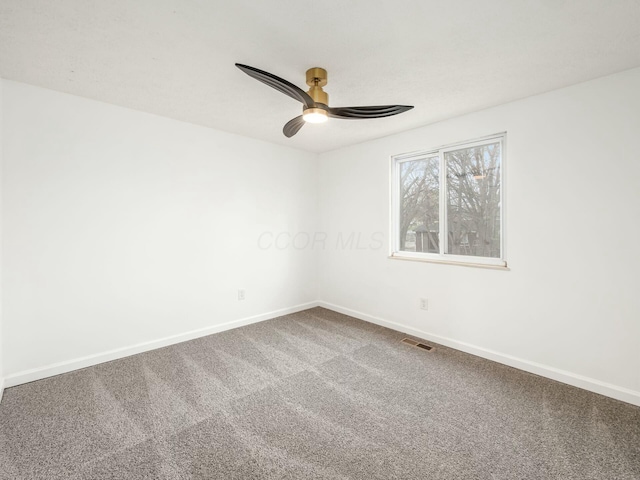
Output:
[{"xmin": 303, "ymin": 108, "xmax": 328, "ymax": 123}]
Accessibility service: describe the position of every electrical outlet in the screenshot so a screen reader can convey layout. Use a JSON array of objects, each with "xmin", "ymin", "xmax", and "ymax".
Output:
[
  {"xmin": 238, "ymin": 289, "xmax": 246, "ymax": 301},
  {"xmin": 419, "ymin": 298, "xmax": 428, "ymax": 310}
]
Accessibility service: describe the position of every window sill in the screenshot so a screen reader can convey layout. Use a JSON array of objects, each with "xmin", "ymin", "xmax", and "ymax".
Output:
[{"xmin": 388, "ymin": 253, "xmax": 510, "ymax": 270}]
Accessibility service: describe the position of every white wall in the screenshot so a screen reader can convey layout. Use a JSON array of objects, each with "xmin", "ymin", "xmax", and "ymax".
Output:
[
  {"xmin": 1, "ymin": 80, "xmax": 317, "ymax": 381},
  {"xmin": 318, "ymin": 68, "xmax": 640, "ymax": 405},
  {"xmin": 0, "ymin": 78, "xmax": 4, "ymax": 400}
]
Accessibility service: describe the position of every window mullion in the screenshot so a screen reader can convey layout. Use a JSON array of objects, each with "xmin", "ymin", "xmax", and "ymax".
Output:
[
  {"xmin": 395, "ymin": 160, "xmax": 402, "ymax": 252},
  {"xmin": 439, "ymin": 150, "xmax": 447, "ymax": 256}
]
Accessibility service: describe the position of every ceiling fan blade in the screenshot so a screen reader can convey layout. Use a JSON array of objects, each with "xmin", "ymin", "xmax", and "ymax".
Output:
[
  {"xmin": 236, "ymin": 63, "xmax": 315, "ymax": 109},
  {"xmin": 328, "ymin": 105, "xmax": 414, "ymax": 119},
  {"xmin": 283, "ymin": 115, "xmax": 305, "ymax": 138}
]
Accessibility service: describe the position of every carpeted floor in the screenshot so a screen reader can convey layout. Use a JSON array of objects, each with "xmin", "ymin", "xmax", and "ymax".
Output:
[{"xmin": 0, "ymin": 307, "xmax": 638, "ymax": 479}]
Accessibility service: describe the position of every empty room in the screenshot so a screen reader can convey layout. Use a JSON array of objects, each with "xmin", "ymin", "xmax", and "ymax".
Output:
[{"xmin": 0, "ymin": 1, "xmax": 639, "ymax": 478}]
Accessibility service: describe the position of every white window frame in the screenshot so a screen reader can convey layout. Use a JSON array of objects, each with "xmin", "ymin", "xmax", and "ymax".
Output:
[{"xmin": 390, "ymin": 133, "xmax": 507, "ymax": 269}]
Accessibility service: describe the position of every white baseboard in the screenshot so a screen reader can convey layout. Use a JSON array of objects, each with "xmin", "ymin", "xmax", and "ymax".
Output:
[
  {"xmin": 3, "ymin": 301, "xmax": 319, "ymax": 390},
  {"xmin": 4, "ymin": 300, "xmax": 639, "ymax": 408},
  {"xmin": 318, "ymin": 301, "xmax": 640, "ymax": 408}
]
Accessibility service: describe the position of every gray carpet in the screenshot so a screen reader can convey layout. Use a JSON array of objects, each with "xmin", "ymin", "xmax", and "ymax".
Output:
[{"xmin": 0, "ymin": 307, "xmax": 638, "ymax": 479}]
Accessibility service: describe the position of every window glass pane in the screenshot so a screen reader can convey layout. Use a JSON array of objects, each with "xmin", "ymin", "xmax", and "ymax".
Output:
[
  {"xmin": 399, "ymin": 156, "xmax": 439, "ymax": 253},
  {"xmin": 445, "ymin": 142, "xmax": 501, "ymax": 258}
]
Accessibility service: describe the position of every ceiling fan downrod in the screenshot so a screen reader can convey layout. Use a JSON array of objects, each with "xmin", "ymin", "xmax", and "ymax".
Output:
[{"xmin": 306, "ymin": 67, "xmax": 328, "ymax": 105}]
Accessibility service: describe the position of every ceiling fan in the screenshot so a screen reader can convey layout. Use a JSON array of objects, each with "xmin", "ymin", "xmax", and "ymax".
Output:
[{"xmin": 235, "ymin": 63, "xmax": 414, "ymax": 138}]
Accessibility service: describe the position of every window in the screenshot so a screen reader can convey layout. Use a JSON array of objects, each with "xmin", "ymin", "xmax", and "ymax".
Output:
[{"xmin": 391, "ymin": 133, "xmax": 506, "ymax": 267}]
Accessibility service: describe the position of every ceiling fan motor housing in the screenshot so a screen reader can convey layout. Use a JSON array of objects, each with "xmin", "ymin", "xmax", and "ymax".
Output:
[{"xmin": 306, "ymin": 67, "xmax": 328, "ymax": 105}]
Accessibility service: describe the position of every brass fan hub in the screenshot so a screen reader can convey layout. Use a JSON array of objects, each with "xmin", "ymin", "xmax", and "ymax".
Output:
[
  {"xmin": 306, "ymin": 67, "xmax": 327, "ymax": 87},
  {"xmin": 306, "ymin": 67, "xmax": 329, "ymax": 105}
]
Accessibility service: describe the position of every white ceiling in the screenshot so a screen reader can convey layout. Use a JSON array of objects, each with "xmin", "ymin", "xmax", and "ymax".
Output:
[{"xmin": 1, "ymin": 0, "xmax": 639, "ymax": 153}]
